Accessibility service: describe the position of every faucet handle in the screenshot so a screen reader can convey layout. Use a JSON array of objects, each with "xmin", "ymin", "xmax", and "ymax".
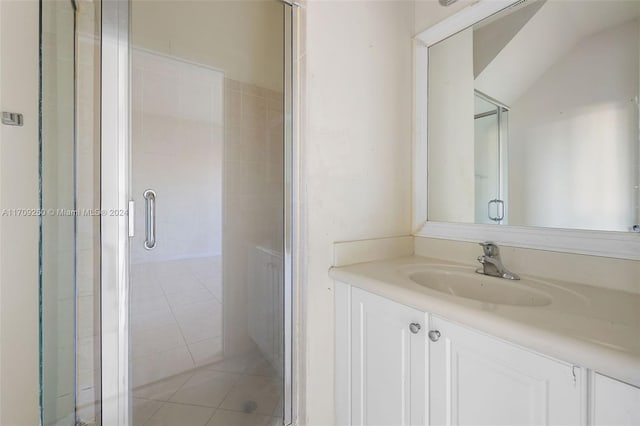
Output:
[{"xmin": 479, "ymin": 241, "xmax": 499, "ymax": 257}]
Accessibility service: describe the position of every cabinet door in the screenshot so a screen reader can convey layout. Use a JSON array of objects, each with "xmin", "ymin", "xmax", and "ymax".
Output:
[
  {"xmin": 591, "ymin": 373, "xmax": 640, "ymax": 426},
  {"xmin": 429, "ymin": 316, "xmax": 583, "ymax": 426},
  {"xmin": 350, "ymin": 287, "xmax": 427, "ymax": 426}
]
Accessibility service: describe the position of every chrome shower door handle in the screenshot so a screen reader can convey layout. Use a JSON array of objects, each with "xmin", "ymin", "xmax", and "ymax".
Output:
[
  {"xmin": 496, "ymin": 199, "xmax": 505, "ymax": 221},
  {"xmin": 143, "ymin": 189, "xmax": 156, "ymax": 250},
  {"xmin": 488, "ymin": 199, "xmax": 505, "ymax": 222}
]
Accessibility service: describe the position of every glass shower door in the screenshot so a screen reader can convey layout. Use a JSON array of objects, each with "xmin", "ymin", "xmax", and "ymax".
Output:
[
  {"xmin": 40, "ymin": 1, "xmax": 77, "ymax": 424},
  {"xmin": 128, "ymin": 2, "xmax": 287, "ymax": 425},
  {"xmin": 41, "ymin": 1, "xmax": 102, "ymax": 424},
  {"xmin": 474, "ymin": 92, "xmax": 508, "ymax": 224}
]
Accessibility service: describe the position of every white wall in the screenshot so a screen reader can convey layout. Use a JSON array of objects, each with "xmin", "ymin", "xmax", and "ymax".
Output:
[
  {"xmin": 131, "ymin": 0, "xmax": 283, "ymax": 92},
  {"xmin": 427, "ymin": 27, "xmax": 476, "ymax": 223},
  {"xmin": 0, "ymin": 0, "xmax": 40, "ymax": 424},
  {"xmin": 509, "ymin": 19, "xmax": 639, "ymax": 231},
  {"xmin": 301, "ymin": 1, "xmax": 414, "ymax": 423}
]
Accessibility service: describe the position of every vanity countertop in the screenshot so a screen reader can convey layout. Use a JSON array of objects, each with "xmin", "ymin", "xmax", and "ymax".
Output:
[{"xmin": 329, "ymin": 255, "xmax": 640, "ymax": 388}]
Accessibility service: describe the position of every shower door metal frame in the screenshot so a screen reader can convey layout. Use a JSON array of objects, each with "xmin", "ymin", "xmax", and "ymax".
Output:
[
  {"xmin": 101, "ymin": 1, "xmax": 299, "ymax": 424},
  {"xmin": 101, "ymin": 0, "xmax": 131, "ymax": 424},
  {"xmin": 283, "ymin": 4, "xmax": 300, "ymax": 424}
]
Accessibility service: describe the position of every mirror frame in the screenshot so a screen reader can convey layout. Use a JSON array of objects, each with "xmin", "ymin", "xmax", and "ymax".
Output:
[{"xmin": 413, "ymin": 0, "xmax": 640, "ymax": 260}]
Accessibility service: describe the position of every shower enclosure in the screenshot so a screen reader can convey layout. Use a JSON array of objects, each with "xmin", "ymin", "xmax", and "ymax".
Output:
[
  {"xmin": 40, "ymin": 1, "xmax": 297, "ymax": 424},
  {"xmin": 474, "ymin": 90, "xmax": 509, "ymax": 225},
  {"xmin": 40, "ymin": 1, "xmax": 78, "ymax": 424}
]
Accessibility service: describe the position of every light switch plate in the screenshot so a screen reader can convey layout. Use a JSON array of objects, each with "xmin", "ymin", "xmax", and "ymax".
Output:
[{"xmin": 2, "ymin": 112, "xmax": 23, "ymax": 126}]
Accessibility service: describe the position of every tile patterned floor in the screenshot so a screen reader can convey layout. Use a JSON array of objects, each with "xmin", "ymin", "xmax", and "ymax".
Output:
[
  {"xmin": 130, "ymin": 257, "xmax": 224, "ymax": 388},
  {"xmin": 133, "ymin": 351, "xmax": 283, "ymax": 426},
  {"xmin": 130, "ymin": 257, "xmax": 283, "ymax": 425}
]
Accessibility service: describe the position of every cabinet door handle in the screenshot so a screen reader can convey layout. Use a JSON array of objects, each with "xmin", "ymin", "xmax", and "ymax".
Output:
[
  {"xmin": 428, "ymin": 330, "xmax": 441, "ymax": 342},
  {"xmin": 409, "ymin": 323, "xmax": 421, "ymax": 334}
]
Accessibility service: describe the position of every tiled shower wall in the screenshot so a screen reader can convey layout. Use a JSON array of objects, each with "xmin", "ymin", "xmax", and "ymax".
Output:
[{"xmin": 222, "ymin": 78, "xmax": 284, "ymax": 358}]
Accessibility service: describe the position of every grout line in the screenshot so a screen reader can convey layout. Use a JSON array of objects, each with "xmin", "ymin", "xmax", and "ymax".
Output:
[
  {"xmin": 204, "ymin": 408, "xmax": 217, "ymax": 426},
  {"xmin": 133, "ymin": 372, "xmax": 191, "ymax": 401},
  {"xmin": 139, "ymin": 398, "xmax": 165, "ymax": 426},
  {"xmin": 131, "ymin": 263, "xmax": 198, "ymax": 392},
  {"xmin": 156, "ymin": 263, "xmax": 199, "ymax": 366},
  {"xmin": 172, "ymin": 258, "xmax": 223, "ymax": 365},
  {"xmin": 142, "ymin": 398, "xmax": 220, "ymax": 410},
  {"xmin": 192, "ymin": 270, "xmax": 223, "ymax": 304}
]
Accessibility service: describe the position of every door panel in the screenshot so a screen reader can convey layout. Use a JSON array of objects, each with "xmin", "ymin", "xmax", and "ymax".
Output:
[
  {"xmin": 351, "ymin": 287, "xmax": 427, "ymax": 426},
  {"xmin": 130, "ymin": 50, "xmax": 225, "ymax": 389},
  {"xmin": 429, "ymin": 316, "xmax": 583, "ymax": 426},
  {"xmin": 40, "ymin": 1, "xmax": 77, "ymax": 424},
  {"xmin": 592, "ymin": 373, "xmax": 640, "ymax": 426},
  {"xmin": 474, "ymin": 112, "xmax": 500, "ymax": 224},
  {"xmin": 474, "ymin": 93, "xmax": 507, "ymax": 225},
  {"xmin": 128, "ymin": 2, "xmax": 287, "ymax": 424}
]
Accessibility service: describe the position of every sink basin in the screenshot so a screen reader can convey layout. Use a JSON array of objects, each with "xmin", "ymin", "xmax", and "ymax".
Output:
[{"xmin": 408, "ymin": 267, "xmax": 552, "ymax": 307}]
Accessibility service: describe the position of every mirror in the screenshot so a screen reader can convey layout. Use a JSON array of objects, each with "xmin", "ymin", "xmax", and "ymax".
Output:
[{"xmin": 427, "ymin": 0, "xmax": 640, "ymax": 233}]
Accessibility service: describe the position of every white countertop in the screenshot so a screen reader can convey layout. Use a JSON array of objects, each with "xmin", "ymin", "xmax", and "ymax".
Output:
[{"xmin": 329, "ymin": 255, "xmax": 640, "ymax": 388}]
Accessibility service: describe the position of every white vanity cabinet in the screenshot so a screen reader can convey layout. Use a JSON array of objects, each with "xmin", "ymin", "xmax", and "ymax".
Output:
[
  {"xmin": 335, "ymin": 284, "xmax": 427, "ymax": 426},
  {"xmin": 335, "ymin": 283, "xmax": 587, "ymax": 426},
  {"xmin": 591, "ymin": 373, "xmax": 640, "ymax": 426},
  {"xmin": 429, "ymin": 315, "xmax": 584, "ymax": 426}
]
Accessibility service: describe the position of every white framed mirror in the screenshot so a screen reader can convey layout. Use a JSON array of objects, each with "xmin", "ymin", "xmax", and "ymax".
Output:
[{"xmin": 414, "ymin": 0, "xmax": 640, "ymax": 260}]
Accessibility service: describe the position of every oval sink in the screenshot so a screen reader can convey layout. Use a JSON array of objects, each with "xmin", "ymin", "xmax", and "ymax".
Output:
[{"xmin": 408, "ymin": 268, "xmax": 552, "ymax": 307}]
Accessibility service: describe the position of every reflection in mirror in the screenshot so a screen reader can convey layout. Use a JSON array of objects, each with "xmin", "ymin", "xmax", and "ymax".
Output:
[
  {"xmin": 474, "ymin": 91, "xmax": 509, "ymax": 225},
  {"xmin": 427, "ymin": 0, "xmax": 640, "ymax": 232}
]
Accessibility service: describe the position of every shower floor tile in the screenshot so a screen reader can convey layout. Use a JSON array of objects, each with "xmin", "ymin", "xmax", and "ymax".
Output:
[
  {"xmin": 144, "ymin": 402, "xmax": 215, "ymax": 426},
  {"xmin": 169, "ymin": 370, "xmax": 241, "ymax": 408},
  {"xmin": 131, "ymin": 256, "xmax": 223, "ymax": 388},
  {"xmin": 218, "ymin": 374, "xmax": 281, "ymax": 416},
  {"xmin": 206, "ymin": 409, "xmax": 271, "ymax": 426},
  {"xmin": 133, "ymin": 351, "xmax": 283, "ymax": 426},
  {"xmin": 130, "ymin": 256, "xmax": 283, "ymax": 425},
  {"xmin": 133, "ymin": 371, "xmax": 193, "ymax": 401},
  {"xmin": 133, "ymin": 398, "xmax": 163, "ymax": 425},
  {"xmin": 205, "ymin": 350, "xmax": 266, "ymax": 375}
]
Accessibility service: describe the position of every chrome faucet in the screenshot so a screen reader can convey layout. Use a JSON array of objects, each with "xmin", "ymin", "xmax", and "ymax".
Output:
[{"xmin": 475, "ymin": 242, "xmax": 520, "ymax": 280}]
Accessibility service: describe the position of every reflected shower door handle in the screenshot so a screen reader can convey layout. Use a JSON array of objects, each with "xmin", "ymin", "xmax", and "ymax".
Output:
[
  {"xmin": 488, "ymin": 199, "xmax": 505, "ymax": 222},
  {"xmin": 143, "ymin": 189, "xmax": 156, "ymax": 250}
]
